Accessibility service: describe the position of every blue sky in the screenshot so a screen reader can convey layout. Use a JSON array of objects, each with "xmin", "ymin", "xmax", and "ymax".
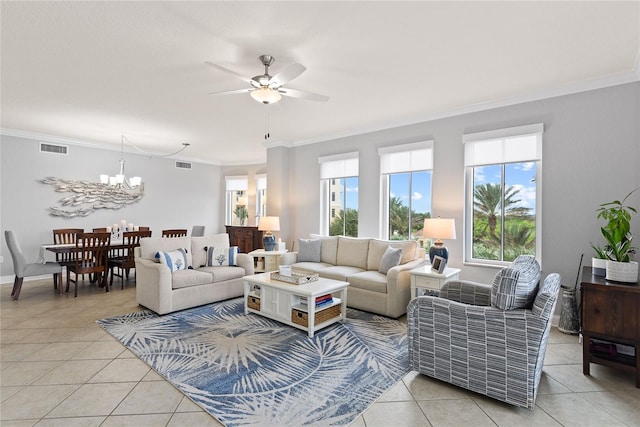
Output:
[
  {"xmin": 474, "ymin": 162, "xmax": 537, "ymax": 213},
  {"xmin": 389, "ymin": 171, "xmax": 432, "ymax": 215}
]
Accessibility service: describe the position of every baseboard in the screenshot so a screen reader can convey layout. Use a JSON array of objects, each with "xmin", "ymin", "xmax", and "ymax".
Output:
[{"xmin": 1, "ymin": 274, "xmax": 54, "ymax": 285}]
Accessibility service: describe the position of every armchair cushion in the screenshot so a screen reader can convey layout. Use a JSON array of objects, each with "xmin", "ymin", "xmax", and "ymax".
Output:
[{"xmin": 491, "ymin": 255, "xmax": 541, "ymax": 310}]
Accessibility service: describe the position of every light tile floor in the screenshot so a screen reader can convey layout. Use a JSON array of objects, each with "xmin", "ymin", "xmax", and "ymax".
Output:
[{"xmin": 1, "ymin": 278, "xmax": 639, "ymax": 426}]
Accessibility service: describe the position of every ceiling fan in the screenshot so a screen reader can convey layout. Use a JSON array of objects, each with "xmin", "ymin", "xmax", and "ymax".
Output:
[{"xmin": 206, "ymin": 55, "xmax": 329, "ymax": 105}]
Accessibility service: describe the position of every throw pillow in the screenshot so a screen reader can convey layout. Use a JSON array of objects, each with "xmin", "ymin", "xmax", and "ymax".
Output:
[
  {"xmin": 297, "ymin": 239, "xmax": 321, "ymax": 263},
  {"xmin": 378, "ymin": 246, "xmax": 403, "ymax": 274},
  {"xmin": 156, "ymin": 248, "xmax": 189, "ymax": 272},
  {"xmin": 205, "ymin": 246, "xmax": 238, "ymax": 266},
  {"xmin": 491, "ymin": 255, "xmax": 541, "ymax": 310}
]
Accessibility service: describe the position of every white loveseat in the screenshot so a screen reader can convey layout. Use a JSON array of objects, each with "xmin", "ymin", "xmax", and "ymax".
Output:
[
  {"xmin": 134, "ymin": 234, "xmax": 253, "ymax": 314},
  {"xmin": 280, "ymin": 236, "xmax": 424, "ymax": 318}
]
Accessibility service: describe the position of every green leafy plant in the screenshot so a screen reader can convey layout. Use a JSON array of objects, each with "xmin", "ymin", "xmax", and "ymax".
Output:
[
  {"xmin": 594, "ymin": 188, "xmax": 639, "ymax": 262},
  {"xmin": 234, "ymin": 205, "xmax": 248, "ymax": 225}
]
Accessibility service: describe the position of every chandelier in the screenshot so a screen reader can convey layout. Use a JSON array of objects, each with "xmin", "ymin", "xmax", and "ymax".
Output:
[{"xmin": 100, "ymin": 134, "xmax": 142, "ymax": 188}]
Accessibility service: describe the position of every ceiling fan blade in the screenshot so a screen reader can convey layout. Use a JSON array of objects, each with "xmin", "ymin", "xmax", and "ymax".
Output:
[
  {"xmin": 269, "ymin": 63, "xmax": 306, "ymax": 87},
  {"xmin": 279, "ymin": 87, "xmax": 329, "ymax": 102},
  {"xmin": 205, "ymin": 61, "xmax": 252, "ymax": 84},
  {"xmin": 208, "ymin": 88, "xmax": 253, "ymax": 96}
]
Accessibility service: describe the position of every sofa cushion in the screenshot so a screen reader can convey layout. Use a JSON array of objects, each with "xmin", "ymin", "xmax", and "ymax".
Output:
[
  {"xmin": 205, "ymin": 246, "xmax": 238, "ymax": 266},
  {"xmin": 367, "ymin": 239, "xmax": 419, "ymax": 271},
  {"xmin": 156, "ymin": 248, "xmax": 189, "ymax": 272},
  {"xmin": 336, "ymin": 237, "xmax": 369, "ymax": 269},
  {"xmin": 298, "ymin": 239, "xmax": 322, "ymax": 262},
  {"xmin": 171, "ymin": 269, "xmax": 213, "ymax": 289},
  {"xmin": 491, "ymin": 255, "xmax": 541, "ymax": 310},
  {"xmin": 197, "ymin": 266, "xmax": 246, "ymax": 283},
  {"xmin": 378, "ymin": 246, "xmax": 403, "ymax": 274},
  {"xmin": 348, "ymin": 271, "xmax": 388, "ymax": 294},
  {"xmin": 192, "ymin": 234, "xmax": 230, "ymax": 268},
  {"xmin": 310, "ymin": 234, "xmax": 339, "ymax": 265},
  {"xmin": 319, "ymin": 265, "xmax": 365, "ymax": 282},
  {"xmin": 140, "ymin": 236, "xmax": 193, "ymax": 267}
]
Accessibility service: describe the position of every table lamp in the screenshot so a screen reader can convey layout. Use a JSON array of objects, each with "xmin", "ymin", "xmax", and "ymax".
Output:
[
  {"xmin": 258, "ymin": 216, "xmax": 280, "ymax": 251},
  {"xmin": 423, "ymin": 218, "xmax": 456, "ymax": 264}
]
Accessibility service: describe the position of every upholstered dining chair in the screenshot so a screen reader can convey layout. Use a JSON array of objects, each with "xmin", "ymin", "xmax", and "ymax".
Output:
[
  {"xmin": 108, "ymin": 230, "xmax": 151, "ymax": 289},
  {"xmin": 407, "ymin": 255, "xmax": 561, "ymax": 410},
  {"xmin": 5, "ymin": 230, "xmax": 63, "ymax": 300},
  {"xmin": 66, "ymin": 232, "xmax": 111, "ymax": 297},
  {"xmin": 162, "ymin": 229, "xmax": 188, "ymax": 238},
  {"xmin": 191, "ymin": 225, "xmax": 205, "ymax": 237}
]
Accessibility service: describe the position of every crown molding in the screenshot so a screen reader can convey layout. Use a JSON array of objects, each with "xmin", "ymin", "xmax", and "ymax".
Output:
[
  {"xmin": 0, "ymin": 128, "xmax": 222, "ymax": 166},
  {"xmin": 291, "ymin": 70, "xmax": 640, "ymax": 148}
]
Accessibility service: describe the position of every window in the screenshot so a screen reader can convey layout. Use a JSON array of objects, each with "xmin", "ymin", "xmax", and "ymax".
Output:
[
  {"xmin": 256, "ymin": 174, "xmax": 267, "ymax": 218},
  {"xmin": 225, "ymin": 176, "xmax": 248, "ymax": 226},
  {"xmin": 319, "ymin": 152, "xmax": 359, "ymax": 237},
  {"xmin": 464, "ymin": 124, "xmax": 543, "ymax": 265},
  {"xmin": 379, "ymin": 142, "xmax": 433, "ymax": 242}
]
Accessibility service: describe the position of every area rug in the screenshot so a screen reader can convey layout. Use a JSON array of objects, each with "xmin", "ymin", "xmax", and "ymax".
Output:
[{"xmin": 97, "ymin": 298, "xmax": 408, "ymax": 426}]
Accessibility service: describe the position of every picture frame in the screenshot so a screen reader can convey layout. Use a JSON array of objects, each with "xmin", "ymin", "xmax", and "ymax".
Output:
[{"xmin": 431, "ymin": 255, "xmax": 446, "ymax": 274}]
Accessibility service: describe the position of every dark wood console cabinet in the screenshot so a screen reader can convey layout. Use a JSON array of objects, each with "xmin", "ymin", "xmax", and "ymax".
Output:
[
  {"xmin": 226, "ymin": 226, "xmax": 263, "ymax": 254},
  {"xmin": 580, "ymin": 266, "xmax": 640, "ymax": 387}
]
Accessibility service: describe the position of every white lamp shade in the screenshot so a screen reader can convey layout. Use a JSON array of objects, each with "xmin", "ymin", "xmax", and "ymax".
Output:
[
  {"xmin": 100, "ymin": 174, "xmax": 109, "ymax": 184},
  {"xmin": 250, "ymin": 87, "xmax": 282, "ymax": 104},
  {"xmin": 258, "ymin": 216, "xmax": 280, "ymax": 232},
  {"xmin": 423, "ymin": 218, "xmax": 456, "ymax": 240},
  {"xmin": 129, "ymin": 176, "xmax": 142, "ymax": 187}
]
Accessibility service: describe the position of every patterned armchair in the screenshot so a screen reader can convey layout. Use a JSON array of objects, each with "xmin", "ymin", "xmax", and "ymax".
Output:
[{"xmin": 407, "ymin": 255, "xmax": 561, "ymax": 410}]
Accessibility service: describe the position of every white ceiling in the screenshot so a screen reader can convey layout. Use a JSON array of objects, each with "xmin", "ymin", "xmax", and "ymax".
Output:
[{"xmin": 2, "ymin": 1, "xmax": 639, "ymax": 165}]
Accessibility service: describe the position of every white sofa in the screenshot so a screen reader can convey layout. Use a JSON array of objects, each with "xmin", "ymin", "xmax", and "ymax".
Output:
[
  {"xmin": 280, "ymin": 236, "xmax": 425, "ymax": 318},
  {"xmin": 134, "ymin": 234, "xmax": 254, "ymax": 314}
]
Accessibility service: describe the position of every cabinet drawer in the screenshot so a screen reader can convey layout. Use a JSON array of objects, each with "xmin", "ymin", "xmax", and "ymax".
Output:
[{"xmin": 414, "ymin": 276, "xmax": 441, "ymax": 290}]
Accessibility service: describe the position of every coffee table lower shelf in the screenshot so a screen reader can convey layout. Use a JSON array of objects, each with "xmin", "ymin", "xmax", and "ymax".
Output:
[{"xmin": 243, "ymin": 273, "xmax": 349, "ymax": 338}]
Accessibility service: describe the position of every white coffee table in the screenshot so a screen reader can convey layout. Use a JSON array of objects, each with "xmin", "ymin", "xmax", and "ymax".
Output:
[
  {"xmin": 409, "ymin": 265, "xmax": 461, "ymax": 298},
  {"xmin": 243, "ymin": 272, "xmax": 349, "ymax": 338}
]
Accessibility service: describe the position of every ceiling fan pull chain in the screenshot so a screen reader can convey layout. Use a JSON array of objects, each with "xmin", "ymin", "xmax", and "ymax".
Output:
[{"xmin": 264, "ymin": 111, "xmax": 270, "ymax": 140}]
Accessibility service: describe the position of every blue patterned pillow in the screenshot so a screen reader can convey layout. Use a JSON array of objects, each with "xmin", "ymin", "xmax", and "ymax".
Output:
[
  {"xmin": 206, "ymin": 246, "xmax": 238, "ymax": 266},
  {"xmin": 156, "ymin": 248, "xmax": 188, "ymax": 272}
]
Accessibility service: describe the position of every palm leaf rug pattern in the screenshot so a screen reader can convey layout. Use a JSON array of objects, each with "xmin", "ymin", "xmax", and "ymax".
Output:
[{"xmin": 97, "ymin": 298, "xmax": 408, "ymax": 426}]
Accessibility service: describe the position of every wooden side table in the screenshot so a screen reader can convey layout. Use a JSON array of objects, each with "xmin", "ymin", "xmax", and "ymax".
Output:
[
  {"xmin": 409, "ymin": 265, "xmax": 461, "ymax": 298},
  {"xmin": 580, "ymin": 266, "xmax": 640, "ymax": 387},
  {"xmin": 249, "ymin": 249, "xmax": 288, "ymax": 273}
]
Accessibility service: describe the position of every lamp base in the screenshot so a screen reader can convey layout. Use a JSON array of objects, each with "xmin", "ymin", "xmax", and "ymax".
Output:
[
  {"xmin": 428, "ymin": 245, "xmax": 449, "ymax": 264},
  {"xmin": 263, "ymin": 234, "xmax": 276, "ymax": 251}
]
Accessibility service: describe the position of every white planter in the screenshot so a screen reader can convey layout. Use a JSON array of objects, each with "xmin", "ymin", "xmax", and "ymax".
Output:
[
  {"xmin": 591, "ymin": 257, "xmax": 607, "ymax": 277},
  {"xmin": 605, "ymin": 260, "xmax": 639, "ymax": 283}
]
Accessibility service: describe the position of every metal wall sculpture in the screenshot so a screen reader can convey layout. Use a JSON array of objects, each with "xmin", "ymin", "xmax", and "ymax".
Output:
[{"xmin": 41, "ymin": 177, "xmax": 144, "ymax": 217}]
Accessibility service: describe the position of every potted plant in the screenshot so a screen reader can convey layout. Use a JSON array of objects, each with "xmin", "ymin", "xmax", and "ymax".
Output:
[
  {"xmin": 234, "ymin": 205, "xmax": 248, "ymax": 226},
  {"xmin": 594, "ymin": 188, "xmax": 639, "ymax": 282}
]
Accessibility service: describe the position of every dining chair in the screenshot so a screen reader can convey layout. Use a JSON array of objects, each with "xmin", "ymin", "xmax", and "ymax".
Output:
[
  {"xmin": 162, "ymin": 229, "xmax": 188, "ymax": 238},
  {"xmin": 52, "ymin": 228, "xmax": 84, "ymax": 287},
  {"xmin": 191, "ymin": 225, "xmax": 205, "ymax": 237},
  {"xmin": 5, "ymin": 230, "xmax": 63, "ymax": 300},
  {"xmin": 92, "ymin": 227, "xmax": 109, "ymax": 232},
  {"xmin": 108, "ymin": 230, "xmax": 152, "ymax": 289},
  {"xmin": 66, "ymin": 232, "xmax": 111, "ymax": 297},
  {"xmin": 138, "ymin": 226, "xmax": 150, "ymax": 231}
]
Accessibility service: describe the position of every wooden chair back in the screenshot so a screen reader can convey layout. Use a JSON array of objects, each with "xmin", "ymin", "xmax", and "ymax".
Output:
[
  {"xmin": 66, "ymin": 232, "xmax": 111, "ymax": 296},
  {"xmin": 162, "ymin": 229, "xmax": 188, "ymax": 238},
  {"xmin": 137, "ymin": 226, "xmax": 150, "ymax": 231},
  {"xmin": 121, "ymin": 230, "xmax": 152, "ymax": 265},
  {"xmin": 53, "ymin": 228, "xmax": 83, "ymax": 264},
  {"xmin": 92, "ymin": 227, "xmax": 109, "ymax": 232}
]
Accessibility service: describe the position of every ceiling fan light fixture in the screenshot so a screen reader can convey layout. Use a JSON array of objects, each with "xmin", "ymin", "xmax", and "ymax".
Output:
[{"xmin": 250, "ymin": 87, "xmax": 282, "ymax": 105}]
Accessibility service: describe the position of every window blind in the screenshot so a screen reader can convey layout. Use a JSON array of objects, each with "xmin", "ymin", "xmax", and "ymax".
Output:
[
  {"xmin": 256, "ymin": 174, "xmax": 267, "ymax": 190},
  {"xmin": 225, "ymin": 175, "xmax": 248, "ymax": 191},
  {"xmin": 318, "ymin": 152, "xmax": 359, "ymax": 179},
  {"xmin": 463, "ymin": 123, "xmax": 543, "ymax": 166},
  {"xmin": 378, "ymin": 141, "xmax": 433, "ymax": 174}
]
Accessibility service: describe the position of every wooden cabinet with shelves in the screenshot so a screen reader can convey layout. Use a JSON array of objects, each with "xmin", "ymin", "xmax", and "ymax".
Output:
[
  {"xmin": 580, "ymin": 266, "xmax": 640, "ymax": 387},
  {"xmin": 226, "ymin": 226, "xmax": 263, "ymax": 254}
]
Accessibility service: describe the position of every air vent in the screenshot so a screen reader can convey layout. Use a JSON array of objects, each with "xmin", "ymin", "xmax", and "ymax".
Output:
[
  {"xmin": 175, "ymin": 161, "xmax": 192, "ymax": 170},
  {"xmin": 40, "ymin": 142, "xmax": 68, "ymax": 155}
]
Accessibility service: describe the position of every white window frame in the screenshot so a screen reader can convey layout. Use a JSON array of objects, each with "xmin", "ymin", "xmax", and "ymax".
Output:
[
  {"xmin": 378, "ymin": 141, "xmax": 433, "ymax": 239},
  {"xmin": 256, "ymin": 174, "xmax": 267, "ymax": 218},
  {"xmin": 318, "ymin": 152, "xmax": 359, "ymax": 236},
  {"xmin": 463, "ymin": 124, "xmax": 543, "ymax": 267},
  {"xmin": 225, "ymin": 175, "xmax": 248, "ymax": 226}
]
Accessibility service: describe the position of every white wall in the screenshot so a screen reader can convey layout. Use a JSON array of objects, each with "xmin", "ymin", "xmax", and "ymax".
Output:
[
  {"xmin": 273, "ymin": 82, "xmax": 640, "ymax": 285},
  {"xmin": 0, "ymin": 135, "xmax": 222, "ymax": 280}
]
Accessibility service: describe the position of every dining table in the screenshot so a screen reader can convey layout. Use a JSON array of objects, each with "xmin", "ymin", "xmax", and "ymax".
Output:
[{"xmin": 40, "ymin": 240, "xmax": 127, "ymax": 292}]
